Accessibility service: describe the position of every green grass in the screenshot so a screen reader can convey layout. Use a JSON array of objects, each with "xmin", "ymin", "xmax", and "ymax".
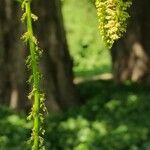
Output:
[
  {"xmin": 74, "ymin": 65, "xmax": 111, "ymax": 78},
  {"xmin": 46, "ymin": 81, "xmax": 150, "ymax": 150},
  {"xmin": 1, "ymin": 1, "xmax": 150, "ymax": 150},
  {"xmin": 1, "ymin": 80, "xmax": 150, "ymax": 149}
]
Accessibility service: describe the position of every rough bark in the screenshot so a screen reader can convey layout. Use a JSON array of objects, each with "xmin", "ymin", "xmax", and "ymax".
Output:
[
  {"xmin": 34, "ymin": 0, "xmax": 79, "ymax": 110},
  {"xmin": 111, "ymin": 0, "xmax": 150, "ymax": 82},
  {"xmin": 0, "ymin": 0, "xmax": 79, "ymax": 111},
  {"xmin": 0, "ymin": 0, "xmax": 27, "ymax": 110}
]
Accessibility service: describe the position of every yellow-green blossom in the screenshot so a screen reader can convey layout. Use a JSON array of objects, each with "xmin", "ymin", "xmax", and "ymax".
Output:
[{"xmin": 95, "ymin": 0, "xmax": 132, "ymax": 48}]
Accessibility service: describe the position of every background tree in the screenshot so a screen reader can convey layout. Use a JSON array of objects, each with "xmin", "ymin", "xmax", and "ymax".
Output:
[
  {"xmin": 111, "ymin": 0, "xmax": 150, "ymax": 82},
  {"xmin": 0, "ymin": 0, "xmax": 79, "ymax": 111},
  {"xmin": 34, "ymin": 0, "xmax": 79, "ymax": 110},
  {"xmin": 1, "ymin": 0, "xmax": 150, "ymax": 149},
  {"xmin": 0, "ymin": 0, "xmax": 27, "ymax": 110}
]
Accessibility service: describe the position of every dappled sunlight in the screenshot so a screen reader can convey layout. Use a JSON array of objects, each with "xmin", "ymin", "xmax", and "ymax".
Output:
[
  {"xmin": 43, "ymin": 80, "xmax": 150, "ymax": 149},
  {"xmin": 132, "ymin": 42, "xmax": 148, "ymax": 59},
  {"xmin": 1, "ymin": 79, "xmax": 150, "ymax": 149},
  {"xmin": 131, "ymin": 42, "xmax": 149, "ymax": 81},
  {"xmin": 127, "ymin": 94, "xmax": 138, "ymax": 105},
  {"xmin": 10, "ymin": 88, "xmax": 19, "ymax": 109},
  {"xmin": 0, "ymin": 106, "xmax": 31, "ymax": 149},
  {"xmin": 105, "ymin": 99, "xmax": 121, "ymax": 111},
  {"xmin": 74, "ymin": 73, "xmax": 113, "ymax": 84},
  {"xmin": 0, "ymin": 0, "xmax": 150, "ymax": 149}
]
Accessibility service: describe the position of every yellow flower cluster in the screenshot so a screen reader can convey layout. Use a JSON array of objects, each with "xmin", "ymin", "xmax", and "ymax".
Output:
[{"xmin": 95, "ymin": 0, "xmax": 132, "ymax": 48}]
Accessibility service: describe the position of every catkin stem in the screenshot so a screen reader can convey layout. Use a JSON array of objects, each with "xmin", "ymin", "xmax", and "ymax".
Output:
[{"xmin": 25, "ymin": 1, "xmax": 40, "ymax": 149}]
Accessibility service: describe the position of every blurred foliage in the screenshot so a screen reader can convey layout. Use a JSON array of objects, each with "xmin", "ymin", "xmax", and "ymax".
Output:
[
  {"xmin": 1, "ymin": 0, "xmax": 150, "ymax": 150},
  {"xmin": 62, "ymin": 0, "xmax": 111, "ymax": 74},
  {"xmin": 1, "ymin": 81, "xmax": 150, "ymax": 149},
  {"xmin": 0, "ymin": 106, "xmax": 31, "ymax": 150}
]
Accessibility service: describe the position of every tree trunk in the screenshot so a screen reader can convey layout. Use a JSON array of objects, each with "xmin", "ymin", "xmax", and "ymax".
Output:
[
  {"xmin": 0, "ymin": 0, "xmax": 79, "ymax": 111},
  {"xmin": 0, "ymin": 0, "xmax": 27, "ymax": 110},
  {"xmin": 34, "ymin": 0, "xmax": 79, "ymax": 110},
  {"xmin": 111, "ymin": 0, "xmax": 150, "ymax": 82}
]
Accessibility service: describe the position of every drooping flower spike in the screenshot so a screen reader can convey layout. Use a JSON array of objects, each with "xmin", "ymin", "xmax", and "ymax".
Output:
[
  {"xmin": 95, "ymin": 0, "xmax": 132, "ymax": 48},
  {"xmin": 21, "ymin": 0, "xmax": 47, "ymax": 149}
]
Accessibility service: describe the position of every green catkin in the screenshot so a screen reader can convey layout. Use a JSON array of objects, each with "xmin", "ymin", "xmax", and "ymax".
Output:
[
  {"xmin": 21, "ymin": 0, "xmax": 47, "ymax": 149},
  {"xmin": 95, "ymin": 0, "xmax": 132, "ymax": 48}
]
